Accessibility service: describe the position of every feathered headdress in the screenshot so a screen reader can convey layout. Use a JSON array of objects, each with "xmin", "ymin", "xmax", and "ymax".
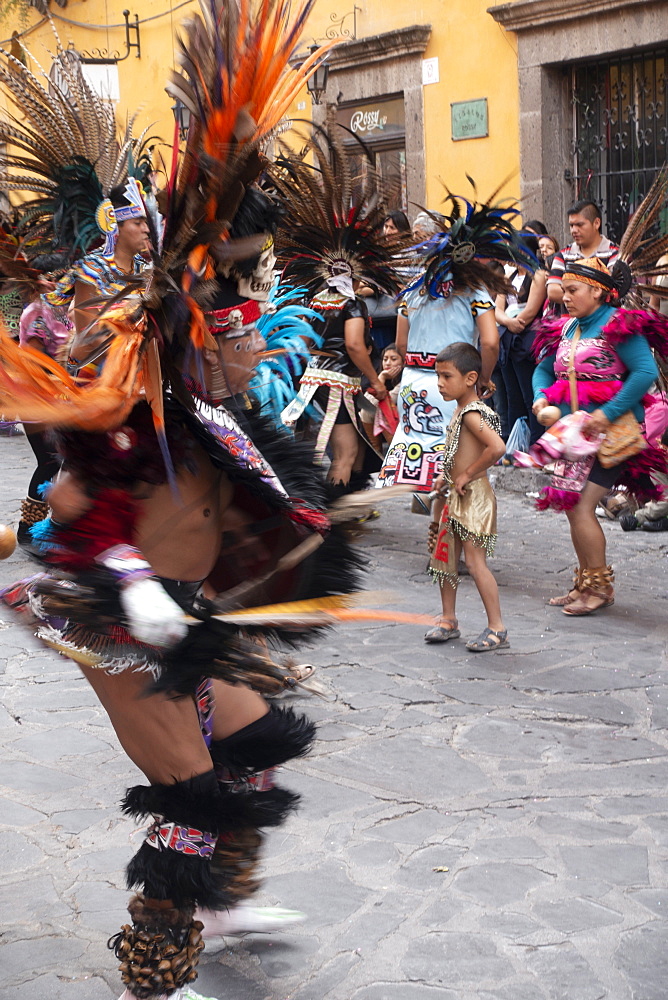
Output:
[
  {"xmin": 612, "ymin": 164, "xmax": 668, "ymax": 310},
  {"xmin": 403, "ymin": 178, "xmax": 539, "ymax": 299},
  {"xmin": 250, "ymin": 283, "xmax": 324, "ymax": 422},
  {"xmin": 268, "ymin": 116, "xmax": 405, "ymax": 302},
  {"xmin": 148, "ymin": 0, "xmax": 335, "ymax": 352},
  {"xmin": 0, "ymin": 42, "xmax": 153, "ymax": 259}
]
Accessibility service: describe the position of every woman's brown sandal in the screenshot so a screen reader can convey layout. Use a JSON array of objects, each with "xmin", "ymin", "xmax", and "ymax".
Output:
[
  {"xmin": 562, "ymin": 566, "xmax": 614, "ymax": 616},
  {"xmin": 547, "ymin": 567, "xmax": 582, "ymax": 607}
]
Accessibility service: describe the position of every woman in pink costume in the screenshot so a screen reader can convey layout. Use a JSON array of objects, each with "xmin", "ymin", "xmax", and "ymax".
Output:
[{"xmin": 532, "ymin": 256, "xmax": 668, "ymax": 615}]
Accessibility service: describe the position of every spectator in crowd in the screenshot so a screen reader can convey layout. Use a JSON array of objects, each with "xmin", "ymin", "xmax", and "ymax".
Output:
[
  {"xmin": 382, "ymin": 210, "xmax": 411, "ymax": 238},
  {"xmin": 524, "ymin": 219, "xmax": 548, "ymax": 236},
  {"xmin": 494, "ymin": 235, "xmax": 547, "ymax": 445},
  {"xmin": 16, "ymin": 253, "xmax": 73, "ymax": 546},
  {"xmin": 538, "ymin": 234, "xmax": 560, "ymax": 268},
  {"xmin": 547, "ymin": 200, "xmax": 618, "ymax": 306}
]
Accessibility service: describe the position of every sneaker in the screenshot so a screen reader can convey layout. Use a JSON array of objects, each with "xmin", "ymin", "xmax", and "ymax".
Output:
[
  {"xmin": 198, "ymin": 902, "xmax": 307, "ymax": 938},
  {"xmin": 119, "ymin": 987, "xmax": 220, "ymax": 1000},
  {"xmin": 179, "ymin": 990, "xmax": 220, "ymax": 1000}
]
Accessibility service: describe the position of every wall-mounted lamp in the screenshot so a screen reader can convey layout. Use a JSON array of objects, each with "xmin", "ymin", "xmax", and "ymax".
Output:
[
  {"xmin": 172, "ymin": 99, "xmax": 191, "ymax": 141},
  {"xmin": 306, "ymin": 46, "xmax": 329, "ymax": 105}
]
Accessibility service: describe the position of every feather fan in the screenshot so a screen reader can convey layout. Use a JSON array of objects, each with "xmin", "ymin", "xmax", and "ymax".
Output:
[{"xmin": 615, "ymin": 165, "xmax": 668, "ymax": 311}]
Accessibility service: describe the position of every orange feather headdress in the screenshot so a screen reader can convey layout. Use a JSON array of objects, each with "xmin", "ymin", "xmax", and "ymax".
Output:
[{"xmin": 151, "ymin": 0, "xmax": 336, "ymax": 351}]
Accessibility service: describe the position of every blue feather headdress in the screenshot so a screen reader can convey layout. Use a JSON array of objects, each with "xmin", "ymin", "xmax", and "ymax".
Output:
[
  {"xmin": 405, "ymin": 181, "xmax": 540, "ymax": 300},
  {"xmin": 250, "ymin": 284, "xmax": 324, "ymax": 423}
]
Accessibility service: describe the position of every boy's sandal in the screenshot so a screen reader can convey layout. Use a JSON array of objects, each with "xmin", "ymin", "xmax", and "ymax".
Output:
[
  {"xmin": 424, "ymin": 621, "xmax": 460, "ymax": 643},
  {"xmin": 466, "ymin": 628, "xmax": 509, "ymax": 652}
]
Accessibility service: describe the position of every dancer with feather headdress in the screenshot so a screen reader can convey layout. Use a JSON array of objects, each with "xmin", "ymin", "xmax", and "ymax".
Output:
[
  {"xmin": 269, "ymin": 116, "xmax": 406, "ymax": 496},
  {"xmin": 0, "ymin": 40, "xmax": 156, "ymax": 542},
  {"xmin": 376, "ymin": 183, "xmax": 538, "ymax": 494},
  {"xmin": 0, "ymin": 6, "xmax": 361, "ymax": 1000}
]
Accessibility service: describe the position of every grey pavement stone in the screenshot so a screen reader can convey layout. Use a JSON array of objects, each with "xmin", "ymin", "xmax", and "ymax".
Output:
[
  {"xmin": 0, "ymin": 830, "xmax": 46, "ymax": 873},
  {"xmin": 51, "ymin": 808, "xmax": 115, "ymax": 834},
  {"xmin": 0, "ymin": 795, "xmax": 46, "ymax": 825},
  {"xmin": 615, "ymin": 921, "xmax": 668, "ymax": 999},
  {"xmin": 1, "ymin": 444, "xmax": 668, "ymax": 999},
  {"xmin": 450, "ymin": 861, "xmax": 553, "ymax": 906},
  {"xmin": 593, "ymin": 794, "xmax": 668, "ymax": 818},
  {"xmin": 478, "ymin": 984, "xmax": 549, "ymax": 1000},
  {"xmin": 522, "ymin": 943, "xmax": 607, "ymax": 1000},
  {"xmin": 365, "ymin": 809, "xmax": 459, "ymax": 844},
  {"xmin": 628, "ymin": 889, "xmax": 668, "ymax": 917},
  {"xmin": 0, "ymin": 974, "xmax": 114, "ymax": 1000},
  {"xmin": 0, "ymin": 874, "xmax": 71, "ymax": 931},
  {"xmin": 471, "ymin": 836, "xmax": 546, "ymax": 860},
  {"xmin": 9, "ymin": 727, "xmax": 114, "ymax": 761},
  {"xmin": 0, "ymin": 759, "xmax": 85, "ymax": 794},
  {"xmin": 560, "ymin": 845, "xmax": 649, "ymax": 885},
  {"xmin": 394, "ymin": 844, "xmax": 469, "ymax": 891},
  {"xmin": 310, "ymin": 732, "xmax": 490, "ymax": 801},
  {"xmin": 265, "ymin": 860, "xmax": 369, "ymax": 926},
  {"xmin": 532, "ymin": 897, "xmax": 624, "ymax": 933},
  {"xmin": 535, "ymin": 814, "xmax": 637, "ymax": 841},
  {"xmin": 2, "ymin": 936, "xmax": 88, "ymax": 987},
  {"xmin": 401, "ymin": 931, "xmax": 515, "ymax": 986},
  {"xmin": 352, "ymin": 986, "xmax": 458, "ymax": 1000}
]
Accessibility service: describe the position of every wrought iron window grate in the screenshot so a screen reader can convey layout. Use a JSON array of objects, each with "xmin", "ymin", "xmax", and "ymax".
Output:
[{"xmin": 571, "ymin": 48, "xmax": 668, "ymax": 242}]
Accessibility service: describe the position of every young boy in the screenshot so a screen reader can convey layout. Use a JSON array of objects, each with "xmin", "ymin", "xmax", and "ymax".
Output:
[{"xmin": 425, "ymin": 342, "xmax": 508, "ymax": 651}]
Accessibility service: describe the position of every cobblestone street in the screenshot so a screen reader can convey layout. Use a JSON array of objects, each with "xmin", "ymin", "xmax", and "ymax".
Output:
[{"xmin": 1, "ymin": 431, "xmax": 667, "ymax": 1000}]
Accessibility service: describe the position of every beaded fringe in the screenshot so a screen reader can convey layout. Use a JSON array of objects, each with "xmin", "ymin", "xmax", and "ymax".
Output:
[{"xmin": 428, "ymin": 518, "xmax": 497, "ymax": 591}]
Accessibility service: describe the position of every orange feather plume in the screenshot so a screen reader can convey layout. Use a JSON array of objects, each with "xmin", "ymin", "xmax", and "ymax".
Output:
[{"xmin": 0, "ymin": 328, "xmax": 145, "ymax": 431}]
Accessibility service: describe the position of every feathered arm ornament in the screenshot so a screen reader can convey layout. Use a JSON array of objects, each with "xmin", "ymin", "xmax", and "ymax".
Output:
[{"xmin": 251, "ymin": 283, "xmax": 324, "ymax": 421}]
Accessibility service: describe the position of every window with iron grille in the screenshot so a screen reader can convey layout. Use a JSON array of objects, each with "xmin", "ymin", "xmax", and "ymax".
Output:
[{"xmin": 571, "ymin": 48, "xmax": 668, "ymax": 243}]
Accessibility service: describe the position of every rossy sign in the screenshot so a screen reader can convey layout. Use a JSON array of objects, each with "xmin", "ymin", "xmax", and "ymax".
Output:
[
  {"xmin": 350, "ymin": 108, "xmax": 388, "ymax": 133},
  {"xmin": 337, "ymin": 97, "xmax": 405, "ymax": 140}
]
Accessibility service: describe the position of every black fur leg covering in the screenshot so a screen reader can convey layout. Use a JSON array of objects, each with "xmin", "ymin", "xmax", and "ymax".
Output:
[
  {"xmin": 207, "ymin": 705, "xmax": 317, "ymax": 901},
  {"xmin": 109, "ymin": 894, "xmax": 204, "ymax": 998},
  {"xmin": 123, "ymin": 770, "xmax": 231, "ymax": 910},
  {"xmin": 210, "ymin": 704, "xmax": 316, "ymax": 775}
]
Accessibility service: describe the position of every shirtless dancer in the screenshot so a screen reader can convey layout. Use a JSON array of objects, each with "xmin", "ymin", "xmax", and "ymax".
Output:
[{"xmin": 1, "ymin": 272, "xmax": 353, "ymax": 999}]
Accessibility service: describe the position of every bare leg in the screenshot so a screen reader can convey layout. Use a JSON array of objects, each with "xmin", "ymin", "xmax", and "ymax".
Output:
[
  {"xmin": 79, "ymin": 664, "xmax": 213, "ymax": 784},
  {"xmin": 328, "ymin": 423, "xmax": 360, "ymax": 486},
  {"xmin": 462, "ymin": 539, "xmax": 505, "ymax": 634},
  {"xmin": 565, "ymin": 481, "xmax": 608, "ymax": 568},
  {"xmin": 209, "ymin": 678, "xmax": 268, "ymax": 740},
  {"xmin": 563, "ymin": 481, "xmax": 614, "ymax": 615},
  {"xmin": 438, "ymin": 535, "xmax": 461, "ymax": 626}
]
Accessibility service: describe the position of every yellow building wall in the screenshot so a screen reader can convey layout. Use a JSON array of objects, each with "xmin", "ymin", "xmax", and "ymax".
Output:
[
  {"xmin": 294, "ymin": 0, "xmax": 521, "ymax": 211},
  {"xmin": 0, "ymin": 0, "xmax": 194, "ymax": 184},
  {"xmin": 1, "ymin": 0, "xmax": 520, "ymax": 212}
]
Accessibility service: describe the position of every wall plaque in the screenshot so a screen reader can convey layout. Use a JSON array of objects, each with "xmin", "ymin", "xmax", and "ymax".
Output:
[{"xmin": 451, "ymin": 98, "xmax": 488, "ymax": 141}]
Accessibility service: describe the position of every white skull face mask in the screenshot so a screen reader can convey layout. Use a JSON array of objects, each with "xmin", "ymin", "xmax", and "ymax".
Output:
[
  {"xmin": 325, "ymin": 258, "xmax": 355, "ymax": 299},
  {"xmin": 236, "ymin": 238, "xmax": 275, "ymax": 302}
]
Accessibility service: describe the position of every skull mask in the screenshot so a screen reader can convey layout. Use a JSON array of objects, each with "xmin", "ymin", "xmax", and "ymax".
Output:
[{"xmin": 236, "ymin": 239, "xmax": 276, "ymax": 303}]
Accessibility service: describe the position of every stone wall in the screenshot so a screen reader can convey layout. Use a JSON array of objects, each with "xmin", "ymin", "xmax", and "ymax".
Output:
[{"xmin": 488, "ymin": 0, "xmax": 668, "ymax": 234}]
